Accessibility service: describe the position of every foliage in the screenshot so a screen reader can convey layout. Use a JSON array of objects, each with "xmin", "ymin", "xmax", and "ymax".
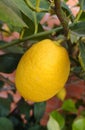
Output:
[{"xmin": 0, "ymin": 0, "xmax": 85, "ymax": 130}]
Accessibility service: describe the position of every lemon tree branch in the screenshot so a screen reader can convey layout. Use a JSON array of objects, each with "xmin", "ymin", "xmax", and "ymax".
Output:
[
  {"xmin": 54, "ymin": 0, "xmax": 72, "ymax": 54},
  {"xmin": 54, "ymin": 0, "xmax": 69, "ymax": 37},
  {"xmin": 0, "ymin": 74, "xmax": 15, "ymax": 91},
  {"xmin": 0, "ymin": 26, "xmax": 62, "ymax": 49}
]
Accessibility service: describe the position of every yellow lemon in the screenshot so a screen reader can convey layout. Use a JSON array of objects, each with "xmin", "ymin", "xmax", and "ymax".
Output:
[
  {"xmin": 56, "ymin": 87, "xmax": 66, "ymax": 101},
  {"xmin": 15, "ymin": 39, "xmax": 70, "ymax": 102}
]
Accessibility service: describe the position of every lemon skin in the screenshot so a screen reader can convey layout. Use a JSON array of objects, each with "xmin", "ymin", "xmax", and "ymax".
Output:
[{"xmin": 15, "ymin": 39, "xmax": 70, "ymax": 102}]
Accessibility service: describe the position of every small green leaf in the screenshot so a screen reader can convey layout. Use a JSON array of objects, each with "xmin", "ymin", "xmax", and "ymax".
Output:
[
  {"xmin": 0, "ymin": 97, "xmax": 11, "ymax": 116},
  {"xmin": 34, "ymin": 102, "xmax": 46, "ymax": 122},
  {"xmin": 0, "ymin": 53, "xmax": 22, "ymax": 73},
  {"xmin": 79, "ymin": 0, "xmax": 85, "ymax": 10},
  {"xmin": 0, "ymin": 117, "xmax": 14, "ymax": 130},
  {"xmin": 78, "ymin": 41, "xmax": 85, "ymax": 70},
  {"xmin": 47, "ymin": 116, "xmax": 60, "ymax": 130},
  {"xmin": 51, "ymin": 110, "xmax": 65, "ymax": 129},
  {"xmin": 72, "ymin": 116, "xmax": 85, "ymax": 130},
  {"xmin": 62, "ymin": 99, "xmax": 77, "ymax": 112},
  {"xmin": 70, "ymin": 21, "xmax": 85, "ymax": 36},
  {"xmin": 69, "ymin": 31, "xmax": 80, "ymax": 44}
]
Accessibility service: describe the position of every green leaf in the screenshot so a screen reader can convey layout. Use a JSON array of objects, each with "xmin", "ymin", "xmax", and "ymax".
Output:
[
  {"xmin": 12, "ymin": 0, "xmax": 34, "ymax": 22},
  {"xmin": 0, "ymin": 0, "xmax": 26, "ymax": 28},
  {"xmin": 79, "ymin": 0, "xmax": 85, "ymax": 10},
  {"xmin": 61, "ymin": 1, "xmax": 74, "ymax": 21},
  {"xmin": 47, "ymin": 116, "xmax": 61, "ymax": 130},
  {"xmin": 0, "ymin": 97, "xmax": 11, "ymax": 116},
  {"xmin": 3, "ymin": 45, "xmax": 24, "ymax": 54},
  {"xmin": 34, "ymin": 102, "xmax": 46, "ymax": 122},
  {"xmin": 78, "ymin": 41, "xmax": 85, "ymax": 71},
  {"xmin": 81, "ymin": 110, "xmax": 85, "ymax": 116},
  {"xmin": 69, "ymin": 31, "xmax": 80, "ymax": 44},
  {"xmin": 18, "ymin": 99, "xmax": 30, "ymax": 119},
  {"xmin": 70, "ymin": 21, "xmax": 85, "ymax": 36},
  {"xmin": 21, "ymin": 13, "xmax": 35, "ymax": 36},
  {"xmin": 62, "ymin": 99, "xmax": 77, "ymax": 112},
  {"xmin": 0, "ymin": 117, "xmax": 14, "ymax": 130},
  {"xmin": 78, "ymin": 12, "xmax": 85, "ymax": 21},
  {"xmin": 50, "ymin": 110, "xmax": 65, "ymax": 129},
  {"xmin": 72, "ymin": 116, "xmax": 85, "ymax": 130},
  {"xmin": 9, "ymin": 115, "xmax": 25, "ymax": 129},
  {"xmin": 0, "ymin": 53, "xmax": 22, "ymax": 73}
]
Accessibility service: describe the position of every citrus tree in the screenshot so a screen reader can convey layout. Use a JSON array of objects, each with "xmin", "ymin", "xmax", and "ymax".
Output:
[{"xmin": 0, "ymin": 0, "xmax": 85, "ymax": 130}]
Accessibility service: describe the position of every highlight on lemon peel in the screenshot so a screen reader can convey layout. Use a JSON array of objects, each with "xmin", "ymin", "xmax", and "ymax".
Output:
[
  {"xmin": 15, "ymin": 39, "xmax": 70, "ymax": 102},
  {"xmin": 56, "ymin": 87, "xmax": 66, "ymax": 101}
]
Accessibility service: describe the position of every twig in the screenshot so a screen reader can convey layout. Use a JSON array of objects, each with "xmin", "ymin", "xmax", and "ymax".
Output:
[
  {"xmin": 0, "ymin": 74, "xmax": 15, "ymax": 90},
  {"xmin": 0, "ymin": 87, "xmax": 15, "ymax": 91},
  {"xmin": 24, "ymin": 0, "xmax": 48, "ymax": 12},
  {"xmin": 54, "ymin": 0, "xmax": 72, "ymax": 54},
  {"xmin": 54, "ymin": 0, "xmax": 69, "ymax": 37},
  {"xmin": 0, "ymin": 26, "xmax": 62, "ymax": 49}
]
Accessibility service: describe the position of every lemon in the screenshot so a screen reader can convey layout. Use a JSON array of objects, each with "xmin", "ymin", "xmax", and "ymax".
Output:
[
  {"xmin": 15, "ymin": 39, "xmax": 70, "ymax": 102},
  {"xmin": 56, "ymin": 87, "xmax": 66, "ymax": 101}
]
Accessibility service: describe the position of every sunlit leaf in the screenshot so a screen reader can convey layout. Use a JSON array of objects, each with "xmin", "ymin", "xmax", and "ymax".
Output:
[
  {"xmin": 72, "ymin": 116, "xmax": 85, "ymax": 130},
  {"xmin": 51, "ymin": 110, "xmax": 65, "ymax": 129},
  {"xmin": 47, "ymin": 116, "xmax": 60, "ymax": 130},
  {"xmin": 62, "ymin": 99, "xmax": 77, "ymax": 112}
]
